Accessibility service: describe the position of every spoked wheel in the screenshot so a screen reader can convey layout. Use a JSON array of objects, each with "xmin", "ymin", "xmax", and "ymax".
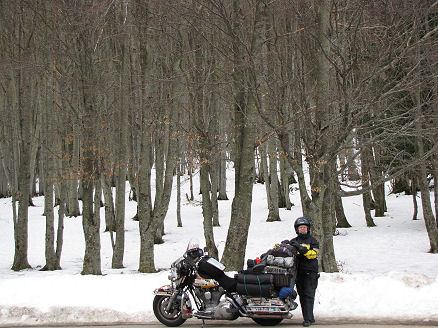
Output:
[
  {"xmin": 153, "ymin": 295, "xmax": 186, "ymax": 327},
  {"xmin": 252, "ymin": 318, "xmax": 283, "ymax": 326}
]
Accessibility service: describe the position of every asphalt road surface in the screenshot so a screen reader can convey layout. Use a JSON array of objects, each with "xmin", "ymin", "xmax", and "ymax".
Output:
[
  {"xmin": 8, "ymin": 319, "xmax": 438, "ymax": 328},
  {"xmin": 7, "ymin": 325, "xmax": 438, "ymax": 328}
]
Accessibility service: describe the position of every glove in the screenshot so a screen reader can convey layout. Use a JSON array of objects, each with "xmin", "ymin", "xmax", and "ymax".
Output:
[
  {"xmin": 290, "ymin": 240, "xmax": 300, "ymax": 248},
  {"xmin": 290, "ymin": 241, "xmax": 308, "ymax": 255}
]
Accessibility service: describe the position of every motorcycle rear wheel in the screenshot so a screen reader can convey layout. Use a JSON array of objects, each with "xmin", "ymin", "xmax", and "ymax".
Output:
[
  {"xmin": 153, "ymin": 295, "xmax": 186, "ymax": 327},
  {"xmin": 252, "ymin": 318, "xmax": 283, "ymax": 326}
]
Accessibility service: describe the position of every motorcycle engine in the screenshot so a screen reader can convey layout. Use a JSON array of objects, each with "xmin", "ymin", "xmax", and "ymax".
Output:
[
  {"xmin": 193, "ymin": 287, "xmax": 239, "ymax": 320},
  {"xmin": 194, "ymin": 286, "xmax": 223, "ymax": 310}
]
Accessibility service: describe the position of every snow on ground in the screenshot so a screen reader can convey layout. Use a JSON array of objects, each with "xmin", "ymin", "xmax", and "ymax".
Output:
[{"xmin": 0, "ymin": 170, "xmax": 437, "ymax": 326}]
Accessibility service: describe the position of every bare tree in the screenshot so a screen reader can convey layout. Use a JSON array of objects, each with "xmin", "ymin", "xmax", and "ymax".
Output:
[
  {"xmin": 0, "ymin": 2, "xmax": 38, "ymax": 271},
  {"xmin": 112, "ymin": 0, "xmax": 131, "ymax": 269},
  {"xmin": 135, "ymin": 1, "xmax": 179, "ymax": 271},
  {"xmin": 219, "ymin": 0, "xmax": 263, "ymax": 271}
]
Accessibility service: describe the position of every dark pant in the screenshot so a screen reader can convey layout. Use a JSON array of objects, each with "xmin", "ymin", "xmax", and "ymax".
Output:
[{"xmin": 296, "ymin": 271, "xmax": 319, "ymax": 322}]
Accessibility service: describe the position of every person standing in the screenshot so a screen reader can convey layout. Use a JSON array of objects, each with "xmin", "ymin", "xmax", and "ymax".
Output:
[{"xmin": 289, "ymin": 217, "xmax": 319, "ymax": 327}]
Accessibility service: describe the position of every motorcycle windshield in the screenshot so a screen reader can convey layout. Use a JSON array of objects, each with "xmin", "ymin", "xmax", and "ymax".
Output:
[
  {"xmin": 171, "ymin": 256, "xmax": 184, "ymax": 267},
  {"xmin": 186, "ymin": 238, "xmax": 200, "ymax": 252},
  {"xmin": 184, "ymin": 238, "xmax": 203, "ymax": 260}
]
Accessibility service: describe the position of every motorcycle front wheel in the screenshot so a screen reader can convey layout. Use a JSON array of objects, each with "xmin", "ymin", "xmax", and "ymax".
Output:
[
  {"xmin": 153, "ymin": 295, "xmax": 186, "ymax": 327},
  {"xmin": 252, "ymin": 318, "xmax": 283, "ymax": 326}
]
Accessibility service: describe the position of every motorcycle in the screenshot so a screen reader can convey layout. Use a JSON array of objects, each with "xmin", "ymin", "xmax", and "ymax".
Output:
[{"xmin": 153, "ymin": 242, "xmax": 297, "ymax": 327}]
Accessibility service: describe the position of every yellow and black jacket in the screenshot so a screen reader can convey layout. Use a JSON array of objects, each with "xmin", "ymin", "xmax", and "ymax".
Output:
[{"xmin": 289, "ymin": 235, "xmax": 319, "ymax": 273}]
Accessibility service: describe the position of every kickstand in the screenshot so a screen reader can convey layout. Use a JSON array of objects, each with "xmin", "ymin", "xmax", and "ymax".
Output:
[{"xmin": 201, "ymin": 319, "xmax": 205, "ymax": 328}]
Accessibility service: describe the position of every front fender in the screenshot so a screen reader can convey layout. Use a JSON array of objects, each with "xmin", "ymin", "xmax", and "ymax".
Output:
[{"xmin": 153, "ymin": 284, "xmax": 174, "ymax": 296}]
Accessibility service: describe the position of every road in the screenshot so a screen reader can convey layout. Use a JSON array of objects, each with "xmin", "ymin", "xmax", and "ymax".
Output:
[
  {"xmin": 8, "ymin": 319, "xmax": 438, "ymax": 328},
  {"xmin": 7, "ymin": 325, "xmax": 438, "ymax": 328}
]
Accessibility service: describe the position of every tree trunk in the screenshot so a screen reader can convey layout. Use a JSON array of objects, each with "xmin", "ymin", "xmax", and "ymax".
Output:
[
  {"xmin": 81, "ymin": 120, "xmax": 101, "ymax": 275},
  {"xmin": 0, "ymin": 85, "xmax": 12, "ymax": 197},
  {"xmin": 259, "ymin": 144, "xmax": 272, "ymax": 211},
  {"xmin": 280, "ymin": 155, "xmax": 292, "ymax": 210},
  {"xmin": 411, "ymin": 176, "xmax": 418, "ymax": 220},
  {"xmin": 138, "ymin": 104, "xmax": 155, "ymax": 272},
  {"xmin": 433, "ymin": 162, "xmax": 438, "ymax": 223},
  {"xmin": 102, "ymin": 174, "xmax": 116, "ymax": 232},
  {"xmin": 200, "ymin": 163, "xmax": 219, "ymax": 259},
  {"xmin": 12, "ymin": 64, "xmax": 32, "ymax": 271},
  {"xmin": 221, "ymin": 118, "xmax": 255, "ymax": 271},
  {"xmin": 67, "ymin": 130, "xmax": 80, "ymax": 217},
  {"xmin": 218, "ymin": 115, "xmax": 228, "ymax": 201},
  {"xmin": 153, "ymin": 117, "xmax": 178, "ymax": 244},
  {"xmin": 154, "ymin": 133, "xmax": 165, "ymax": 203},
  {"xmin": 78, "ymin": 28, "xmax": 101, "ymax": 275},
  {"xmin": 278, "ymin": 130, "xmax": 314, "ymax": 220},
  {"xmin": 28, "ymin": 107, "xmax": 41, "ymax": 201},
  {"xmin": 417, "ymin": 164, "xmax": 438, "ymax": 252},
  {"xmin": 42, "ymin": 78, "xmax": 59, "ymax": 271},
  {"xmin": 335, "ymin": 190, "xmax": 351, "ymax": 228},
  {"xmin": 369, "ymin": 145, "xmax": 386, "ymax": 217},
  {"xmin": 187, "ymin": 142, "xmax": 194, "ymax": 201},
  {"xmin": 56, "ymin": 181, "xmax": 66, "ymax": 268},
  {"xmin": 210, "ymin": 161, "xmax": 220, "ymax": 227},
  {"xmin": 153, "ymin": 120, "xmax": 165, "ymax": 244},
  {"xmin": 127, "ymin": 126, "xmax": 137, "ymax": 202},
  {"xmin": 151, "ymin": 62, "xmax": 178, "ymax": 244},
  {"xmin": 112, "ymin": 34, "xmax": 130, "ymax": 268},
  {"xmin": 433, "ymin": 83, "xmax": 438, "ymax": 224},
  {"xmin": 320, "ymin": 165, "xmax": 338, "ymax": 272},
  {"xmin": 392, "ymin": 174, "xmax": 411, "ymax": 195},
  {"xmin": 345, "ymin": 140, "xmax": 361, "ymax": 181},
  {"xmin": 361, "ymin": 144, "xmax": 376, "ymax": 227},
  {"xmin": 175, "ymin": 106, "xmax": 183, "ymax": 228},
  {"xmin": 55, "ymin": 117, "xmax": 67, "ymax": 268},
  {"xmin": 309, "ymin": 0, "xmax": 338, "ymax": 272},
  {"xmin": 413, "ymin": 91, "xmax": 438, "ymax": 252},
  {"xmin": 176, "ymin": 159, "xmax": 182, "ymax": 227},
  {"xmin": 267, "ymin": 137, "xmax": 280, "ymax": 222},
  {"xmin": 10, "ymin": 13, "xmax": 33, "ymax": 270},
  {"xmin": 0, "ymin": 158, "xmax": 10, "ymax": 198},
  {"xmin": 81, "ymin": 153, "xmax": 101, "ymax": 276},
  {"xmin": 221, "ymin": 3, "xmax": 256, "ymax": 267}
]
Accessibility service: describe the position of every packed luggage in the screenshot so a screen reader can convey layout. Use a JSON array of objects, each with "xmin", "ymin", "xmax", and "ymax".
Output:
[{"xmin": 235, "ymin": 241, "xmax": 297, "ymax": 298}]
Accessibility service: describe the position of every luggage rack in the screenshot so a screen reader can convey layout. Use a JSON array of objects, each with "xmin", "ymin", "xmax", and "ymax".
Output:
[
  {"xmin": 263, "ymin": 266, "xmax": 294, "ymax": 287},
  {"xmin": 263, "ymin": 266, "xmax": 290, "ymax": 274}
]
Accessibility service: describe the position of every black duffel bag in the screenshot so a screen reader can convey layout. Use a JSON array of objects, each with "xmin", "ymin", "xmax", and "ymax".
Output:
[
  {"xmin": 267, "ymin": 242, "xmax": 296, "ymax": 258},
  {"xmin": 236, "ymin": 282, "xmax": 275, "ymax": 298},
  {"xmin": 235, "ymin": 272, "xmax": 276, "ymax": 297},
  {"xmin": 236, "ymin": 272, "xmax": 273, "ymax": 285}
]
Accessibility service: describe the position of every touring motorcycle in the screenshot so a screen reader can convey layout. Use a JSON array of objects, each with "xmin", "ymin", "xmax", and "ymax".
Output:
[{"xmin": 153, "ymin": 242, "xmax": 297, "ymax": 326}]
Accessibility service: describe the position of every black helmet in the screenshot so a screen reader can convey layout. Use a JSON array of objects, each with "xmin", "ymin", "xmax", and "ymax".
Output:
[{"xmin": 294, "ymin": 217, "xmax": 311, "ymax": 235}]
